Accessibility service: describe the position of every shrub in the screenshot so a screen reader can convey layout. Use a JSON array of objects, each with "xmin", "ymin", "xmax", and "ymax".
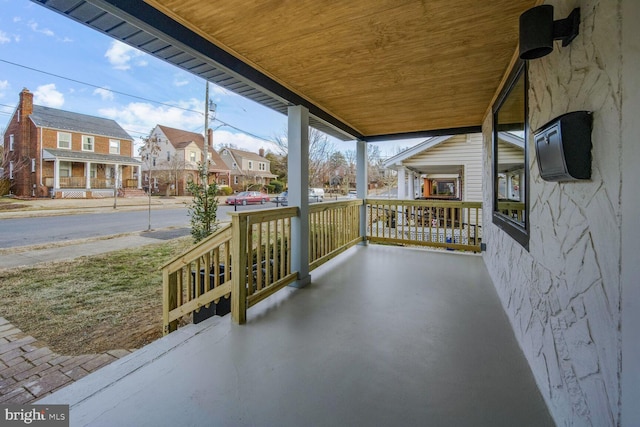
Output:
[
  {"xmin": 270, "ymin": 180, "xmax": 285, "ymax": 193},
  {"xmin": 217, "ymin": 185, "xmax": 233, "ymax": 196},
  {"xmin": 0, "ymin": 179, "xmax": 10, "ymax": 196},
  {"xmin": 186, "ymin": 165, "xmax": 220, "ymax": 243}
]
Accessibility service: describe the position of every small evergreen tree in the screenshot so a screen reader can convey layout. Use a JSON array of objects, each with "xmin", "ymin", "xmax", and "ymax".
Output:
[{"xmin": 186, "ymin": 164, "xmax": 219, "ymax": 243}]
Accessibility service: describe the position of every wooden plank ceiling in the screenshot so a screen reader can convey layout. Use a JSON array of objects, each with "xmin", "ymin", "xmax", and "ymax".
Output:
[{"xmin": 144, "ymin": 0, "xmax": 536, "ymax": 138}]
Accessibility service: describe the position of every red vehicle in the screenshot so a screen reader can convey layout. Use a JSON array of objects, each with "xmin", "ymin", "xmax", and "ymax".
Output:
[{"xmin": 225, "ymin": 191, "xmax": 270, "ymax": 206}]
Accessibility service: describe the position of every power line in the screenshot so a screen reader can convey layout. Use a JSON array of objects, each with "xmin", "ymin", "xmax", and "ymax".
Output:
[
  {"xmin": 0, "ymin": 57, "xmax": 279, "ymax": 145},
  {"xmin": 0, "ymin": 58, "xmax": 203, "ymax": 115}
]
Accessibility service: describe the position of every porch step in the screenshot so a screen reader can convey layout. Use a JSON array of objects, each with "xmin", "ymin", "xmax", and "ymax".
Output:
[{"xmin": 121, "ymin": 188, "xmax": 146, "ymax": 198}]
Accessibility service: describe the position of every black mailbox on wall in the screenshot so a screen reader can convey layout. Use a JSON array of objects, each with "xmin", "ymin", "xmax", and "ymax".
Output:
[{"xmin": 535, "ymin": 111, "xmax": 593, "ymax": 181}]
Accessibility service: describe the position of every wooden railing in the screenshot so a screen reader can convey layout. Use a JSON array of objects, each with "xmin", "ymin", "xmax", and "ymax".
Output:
[
  {"xmin": 43, "ymin": 177, "xmax": 119, "ymax": 189},
  {"xmin": 161, "ymin": 223, "xmax": 233, "ymax": 334},
  {"xmin": 229, "ymin": 207, "xmax": 298, "ymax": 324},
  {"xmin": 496, "ymin": 201, "xmax": 525, "ymax": 223},
  {"xmin": 366, "ymin": 199, "xmax": 482, "ymax": 252},
  {"xmin": 162, "ymin": 198, "xmax": 482, "ymax": 332},
  {"xmin": 308, "ymin": 200, "xmax": 362, "ymax": 271}
]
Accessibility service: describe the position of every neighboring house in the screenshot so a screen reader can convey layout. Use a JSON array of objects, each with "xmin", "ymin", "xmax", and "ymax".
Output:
[
  {"xmin": 219, "ymin": 147, "xmax": 278, "ymax": 192},
  {"xmin": 383, "ymin": 133, "xmax": 487, "ymax": 201},
  {"xmin": 142, "ymin": 125, "xmax": 230, "ymax": 195},
  {"xmin": 1, "ymin": 88, "xmax": 141, "ymax": 199}
]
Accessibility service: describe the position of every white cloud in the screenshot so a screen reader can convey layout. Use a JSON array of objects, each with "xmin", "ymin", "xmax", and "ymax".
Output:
[
  {"xmin": 13, "ymin": 17, "xmax": 21, "ymax": 23},
  {"xmin": 0, "ymin": 80, "xmax": 9, "ymax": 99},
  {"xmin": 174, "ymin": 74, "xmax": 189, "ymax": 87},
  {"xmin": 93, "ymin": 87, "xmax": 114, "ymax": 101},
  {"xmin": 28, "ymin": 21, "xmax": 55, "ymax": 37},
  {"xmin": 104, "ymin": 41, "xmax": 146, "ymax": 70},
  {"xmin": 34, "ymin": 84, "xmax": 64, "ymax": 108},
  {"xmin": 99, "ymin": 99, "xmax": 204, "ymax": 150},
  {"xmin": 60, "ymin": 36, "xmax": 73, "ymax": 43},
  {"xmin": 0, "ymin": 31, "xmax": 10, "ymax": 44}
]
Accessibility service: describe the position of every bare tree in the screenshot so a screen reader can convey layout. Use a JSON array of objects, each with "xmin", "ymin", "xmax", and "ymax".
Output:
[
  {"xmin": 154, "ymin": 154, "xmax": 187, "ymax": 196},
  {"xmin": 1, "ymin": 146, "xmax": 31, "ymax": 196},
  {"xmin": 343, "ymin": 149, "xmax": 356, "ymax": 193},
  {"xmin": 273, "ymin": 127, "xmax": 336, "ymax": 187}
]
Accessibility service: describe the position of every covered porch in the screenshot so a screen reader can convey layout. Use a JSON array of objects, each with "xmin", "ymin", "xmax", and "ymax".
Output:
[
  {"xmin": 43, "ymin": 149, "xmax": 142, "ymax": 198},
  {"xmin": 39, "ymin": 244, "xmax": 553, "ymax": 426}
]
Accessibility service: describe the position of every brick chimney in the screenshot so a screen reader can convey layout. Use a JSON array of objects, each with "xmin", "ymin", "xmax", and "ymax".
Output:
[
  {"xmin": 19, "ymin": 88, "xmax": 34, "ymax": 120},
  {"xmin": 259, "ymin": 148, "xmax": 265, "ymax": 157}
]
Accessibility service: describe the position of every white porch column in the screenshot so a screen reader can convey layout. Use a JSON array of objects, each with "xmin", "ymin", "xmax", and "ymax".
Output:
[
  {"xmin": 407, "ymin": 171, "xmax": 415, "ymax": 199},
  {"xmin": 287, "ymin": 105, "xmax": 310, "ymax": 288},
  {"xmin": 356, "ymin": 140, "xmax": 368, "ymax": 244},
  {"xmin": 85, "ymin": 161, "xmax": 92, "ymax": 189},
  {"xmin": 397, "ymin": 167, "xmax": 406, "ymax": 199},
  {"xmin": 137, "ymin": 165, "xmax": 142, "ymax": 189},
  {"xmin": 53, "ymin": 159, "xmax": 60, "ymax": 190}
]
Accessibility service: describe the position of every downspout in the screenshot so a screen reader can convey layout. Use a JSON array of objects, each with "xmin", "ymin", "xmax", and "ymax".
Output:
[{"xmin": 39, "ymin": 127, "xmax": 43, "ymax": 188}]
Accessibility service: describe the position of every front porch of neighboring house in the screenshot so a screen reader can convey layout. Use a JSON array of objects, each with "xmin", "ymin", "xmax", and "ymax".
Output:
[{"xmin": 43, "ymin": 149, "xmax": 142, "ymax": 199}]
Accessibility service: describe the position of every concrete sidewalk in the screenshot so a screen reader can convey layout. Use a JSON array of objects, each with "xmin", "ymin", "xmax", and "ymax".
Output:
[
  {"xmin": 0, "ymin": 227, "xmax": 193, "ymax": 269},
  {"xmin": 0, "ymin": 195, "xmax": 244, "ymax": 269},
  {"xmin": 0, "ymin": 196, "xmax": 195, "ymax": 220}
]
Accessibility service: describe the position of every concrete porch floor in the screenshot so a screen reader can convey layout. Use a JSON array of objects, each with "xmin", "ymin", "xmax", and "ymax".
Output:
[{"xmin": 39, "ymin": 245, "xmax": 554, "ymax": 427}]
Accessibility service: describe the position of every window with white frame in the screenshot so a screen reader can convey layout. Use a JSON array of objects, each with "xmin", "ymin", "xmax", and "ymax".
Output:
[
  {"xmin": 232, "ymin": 162, "xmax": 237, "ymax": 169},
  {"xmin": 9, "ymin": 161, "xmax": 14, "ymax": 179},
  {"xmin": 167, "ymin": 151, "xmax": 171, "ymax": 162},
  {"xmin": 58, "ymin": 132, "xmax": 71, "ymax": 149},
  {"xmin": 59, "ymin": 161, "xmax": 72, "ymax": 177},
  {"xmin": 109, "ymin": 139, "xmax": 120, "ymax": 154},
  {"xmin": 9, "ymin": 134, "xmax": 14, "ymax": 151},
  {"xmin": 90, "ymin": 163, "xmax": 97, "ymax": 178},
  {"xmin": 234, "ymin": 176, "xmax": 239, "ymax": 185},
  {"xmin": 248, "ymin": 160, "xmax": 253, "ymax": 170},
  {"xmin": 82, "ymin": 135, "xmax": 94, "ymax": 151},
  {"xmin": 259, "ymin": 162, "xmax": 266, "ymax": 171},
  {"xmin": 31, "ymin": 158, "xmax": 36, "ymax": 173},
  {"xmin": 189, "ymin": 151, "xmax": 196, "ymax": 162}
]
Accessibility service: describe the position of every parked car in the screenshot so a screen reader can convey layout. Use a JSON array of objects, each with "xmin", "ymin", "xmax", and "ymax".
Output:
[
  {"xmin": 273, "ymin": 190, "xmax": 323, "ymax": 206},
  {"xmin": 225, "ymin": 191, "xmax": 270, "ymax": 205},
  {"xmin": 274, "ymin": 191, "xmax": 288, "ymax": 206},
  {"xmin": 309, "ymin": 188, "xmax": 325, "ymax": 202}
]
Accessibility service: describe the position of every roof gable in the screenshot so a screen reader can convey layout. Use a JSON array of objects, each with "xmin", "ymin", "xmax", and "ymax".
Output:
[
  {"xmin": 224, "ymin": 147, "xmax": 268, "ymax": 163},
  {"xmin": 383, "ymin": 136, "xmax": 452, "ymax": 168},
  {"xmin": 158, "ymin": 125, "xmax": 205, "ymax": 150},
  {"xmin": 156, "ymin": 124, "xmax": 229, "ymax": 170},
  {"xmin": 30, "ymin": 105, "xmax": 132, "ymax": 140}
]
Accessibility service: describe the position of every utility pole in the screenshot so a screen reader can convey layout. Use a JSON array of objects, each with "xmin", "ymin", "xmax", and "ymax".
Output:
[{"xmin": 203, "ymin": 82, "xmax": 209, "ymax": 192}]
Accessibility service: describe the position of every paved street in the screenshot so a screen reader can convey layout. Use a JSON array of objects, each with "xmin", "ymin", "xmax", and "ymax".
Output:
[{"xmin": 0, "ymin": 197, "xmax": 285, "ymax": 249}]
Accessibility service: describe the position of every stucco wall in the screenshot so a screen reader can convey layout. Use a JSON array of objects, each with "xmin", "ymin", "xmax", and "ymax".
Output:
[{"xmin": 482, "ymin": 1, "xmax": 624, "ymax": 425}]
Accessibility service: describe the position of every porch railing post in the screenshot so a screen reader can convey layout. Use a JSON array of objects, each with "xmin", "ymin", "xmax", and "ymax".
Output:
[
  {"xmin": 163, "ymin": 270, "xmax": 178, "ymax": 334},
  {"xmin": 231, "ymin": 213, "xmax": 248, "ymax": 324},
  {"xmin": 356, "ymin": 139, "xmax": 368, "ymax": 244}
]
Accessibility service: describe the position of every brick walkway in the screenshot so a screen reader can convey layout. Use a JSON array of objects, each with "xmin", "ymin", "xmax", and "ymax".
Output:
[{"xmin": 0, "ymin": 318, "xmax": 131, "ymax": 404}]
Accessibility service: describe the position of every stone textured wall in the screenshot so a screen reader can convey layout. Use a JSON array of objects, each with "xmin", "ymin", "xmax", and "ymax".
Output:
[{"xmin": 482, "ymin": 1, "xmax": 622, "ymax": 425}]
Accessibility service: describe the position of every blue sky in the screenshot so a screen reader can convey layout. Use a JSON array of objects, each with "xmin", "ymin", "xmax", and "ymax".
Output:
[{"xmin": 0, "ymin": 0, "xmax": 419, "ymax": 157}]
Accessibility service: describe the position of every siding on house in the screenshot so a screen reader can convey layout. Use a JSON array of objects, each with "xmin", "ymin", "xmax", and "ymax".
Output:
[{"xmin": 402, "ymin": 134, "xmax": 483, "ymax": 201}]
